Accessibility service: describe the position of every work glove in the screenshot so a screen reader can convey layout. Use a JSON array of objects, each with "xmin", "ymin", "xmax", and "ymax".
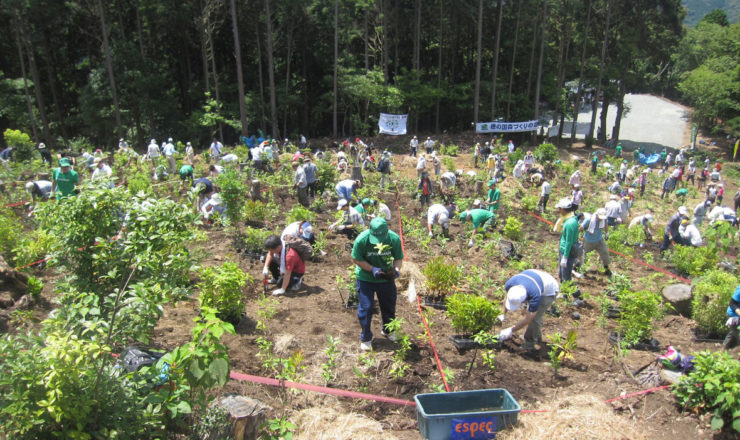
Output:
[
  {"xmin": 560, "ymin": 255, "xmax": 568, "ymax": 268},
  {"xmin": 272, "ymin": 288, "xmax": 285, "ymax": 296},
  {"xmin": 371, "ymin": 267, "xmax": 384, "ymax": 278},
  {"xmin": 498, "ymin": 327, "xmax": 513, "ymax": 341},
  {"xmin": 337, "ymin": 225, "xmax": 345, "ymax": 231},
  {"xmin": 497, "ymin": 314, "xmax": 505, "ymax": 324},
  {"xmin": 428, "ymin": 231, "xmax": 434, "ymax": 238},
  {"xmin": 394, "ymin": 268, "xmax": 400, "ymax": 279},
  {"xmin": 262, "ymin": 267, "xmax": 270, "ymax": 277},
  {"xmin": 727, "ymin": 316, "xmax": 740, "ymax": 327},
  {"xmin": 468, "ymin": 239, "xmax": 475, "ymax": 248}
]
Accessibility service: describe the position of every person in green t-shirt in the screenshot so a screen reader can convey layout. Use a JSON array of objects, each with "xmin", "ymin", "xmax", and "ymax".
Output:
[
  {"xmin": 459, "ymin": 208, "xmax": 495, "ymax": 247},
  {"xmin": 591, "ymin": 152, "xmax": 598, "ymax": 174},
  {"xmin": 51, "ymin": 157, "xmax": 80, "ymax": 199},
  {"xmin": 179, "ymin": 164, "xmax": 194, "ymax": 186},
  {"xmin": 354, "ymin": 198, "xmax": 375, "ymax": 222},
  {"xmin": 615, "ymin": 143, "xmax": 622, "ymax": 158},
  {"xmin": 556, "ymin": 198, "xmax": 579, "ymax": 282},
  {"xmin": 350, "ymin": 217, "xmax": 404, "ymax": 351},
  {"xmin": 487, "ymin": 179, "xmax": 500, "ymax": 212}
]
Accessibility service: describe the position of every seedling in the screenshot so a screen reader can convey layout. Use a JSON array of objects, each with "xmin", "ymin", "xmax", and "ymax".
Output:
[
  {"xmin": 422, "ymin": 257, "xmax": 462, "ymax": 303},
  {"xmin": 386, "ymin": 318, "xmax": 412, "ymax": 379},
  {"xmin": 546, "ymin": 327, "xmax": 578, "ymax": 375},
  {"xmin": 446, "ymin": 293, "xmax": 500, "ymax": 336},
  {"xmin": 320, "ymin": 335, "xmax": 341, "ymax": 384}
]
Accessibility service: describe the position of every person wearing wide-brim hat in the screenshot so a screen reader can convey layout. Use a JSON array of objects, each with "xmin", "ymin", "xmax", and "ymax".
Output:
[
  {"xmin": 52, "ymin": 157, "xmax": 80, "ymax": 199},
  {"xmin": 351, "ymin": 217, "xmax": 404, "ymax": 351},
  {"xmin": 498, "ymin": 269, "xmax": 560, "ymax": 352}
]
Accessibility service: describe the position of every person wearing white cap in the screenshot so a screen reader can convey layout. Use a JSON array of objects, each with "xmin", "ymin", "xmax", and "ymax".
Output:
[
  {"xmin": 162, "ymin": 138, "xmax": 176, "ymax": 173},
  {"xmin": 37, "ymin": 142, "xmax": 52, "ymax": 165},
  {"xmin": 91, "ymin": 157, "xmax": 114, "ymax": 188},
  {"xmin": 335, "ymin": 179, "xmax": 361, "ymax": 203},
  {"xmin": 427, "ymin": 203, "xmax": 455, "ymax": 238},
  {"xmin": 661, "ymin": 206, "xmax": 689, "ymax": 253},
  {"xmin": 679, "ymin": 217, "xmax": 702, "ymax": 247},
  {"xmin": 25, "ymin": 179, "xmax": 53, "ymax": 204},
  {"xmin": 638, "ymin": 169, "xmax": 649, "ymax": 196},
  {"xmin": 416, "ymin": 153, "xmax": 427, "ymax": 178},
  {"xmin": 200, "ymin": 192, "xmax": 226, "ymax": 223},
  {"xmin": 569, "ymin": 170, "xmax": 581, "ymax": 188},
  {"xmin": 629, "ymin": 212, "xmax": 654, "ymax": 241},
  {"xmin": 693, "ymin": 199, "xmax": 712, "ymax": 227},
  {"xmin": 604, "ymin": 194, "xmax": 622, "ymax": 226},
  {"xmin": 351, "ymin": 217, "xmax": 405, "ymax": 351},
  {"xmin": 555, "ymin": 198, "xmax": 579, "ymax": 282},
  {"xmin": 580, "ymin": 209, "xmax": 612, "ymax": 276},
  {"xmin": 424, "ymin": 137, "xmax": 434, "ymax": 154},
  {"xmin": 117, "ymin": 138, "xmax": 129, "ymax": 153},
  {"xmin": 209, "ymin": 137, "xmax": 223, "ymax": 162},
  {"xmin": 329, "ymin": 198, "xmax": 364, "ymax": 240},
  {"xmin": 497, "ymin": 269, "xmax": 560, "ymax": 351},
  {"xmin": 571, "ymin": 184, "xmax": 583, "ymax": 211},
  {"xmin": 431, "ymin": 151, "xmax": 441, "ymax": 176},
  {"xmin": 409, "ymin": 135, "xmax": 419, "ymax": 157}
]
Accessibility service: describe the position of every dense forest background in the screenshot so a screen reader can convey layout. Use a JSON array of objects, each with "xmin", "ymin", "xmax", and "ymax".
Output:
[
  {"xmin": 683, "ymin": 0, "xmax": 740, "ymax": 26},
  {"xmin": 0, "ymin": 0, "xmax": 737, "ymax": 150}
]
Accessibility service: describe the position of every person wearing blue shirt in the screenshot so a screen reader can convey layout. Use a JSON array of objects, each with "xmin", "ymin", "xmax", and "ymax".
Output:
[
  {"xmin": 335, "ymin": 179, "xmax": 361, "ymax": 203},
  {"xmin": 723, "ymin": 285, "xmax": 740, "ymax": 350},
  {"xmin": 303, "ymin": 157, "xmax": 318, "ymax": 198},
  {"xmin": 498, "ymin": 269, "xmax": 560, "ymax": 352},
  {"xmin": 580, "ymin": 208, "xmax": 612, "ymax": 276}
]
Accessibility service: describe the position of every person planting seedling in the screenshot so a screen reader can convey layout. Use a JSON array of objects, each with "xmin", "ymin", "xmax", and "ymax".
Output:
[
  {"xmin": 427, "ymin": 203, "xmax": 455, "ymax": 238},
  {"xmin": 263, "ymin": 234, "xmax": 306, "ymax": 296},
  {"xmin": 459, "ymin": 208, "xmax": 495, "ymax": 248},
  {"xmin": 329, "ymin": 199, "xmax": 364, "ymax": 240},
  {"xmin": 351, "ymin": 218, "xmax": 404, "ymax": 351},
  {"xmin": 498, "ymin": 269, "xmax": 560, "ymax": 355}
]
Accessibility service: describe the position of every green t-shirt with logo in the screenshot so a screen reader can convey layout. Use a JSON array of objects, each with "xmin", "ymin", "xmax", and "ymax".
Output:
[
  {"xmin": 354, "ymin": 204, "xmax": 365, "ymax": 215},
  {"xmin": 179, "ymin": 164, "xmax": 193, "ymax": 177},
  {"xmin": 487, "ymin": 188, "xmax": 500, "ymax": 211},
  {"xmin": 52, "ymin": 167, "xmax": 79, "ymax": 198},
  {"xmin": 351, "ymin": 229, "xmax": 404, "ymax": 283},
  {"xmin": 469, "ymin": 208, "xmax": 494, "ymax": 229}
]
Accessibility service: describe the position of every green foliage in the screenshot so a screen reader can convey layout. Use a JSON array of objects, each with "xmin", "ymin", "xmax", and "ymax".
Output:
[
  {"xmin": 692, "ymin": 270, "xmax": 740, "ymax": 337},
  {"xmin": 314, "ymin": 159, "xmax": 338, "ymax": 193},
  {"xmin": 320, "ymin": 335, "xmax": 341, "ymax": 384},
  {"xmin": 192, "ymin": 406, "xmax": 233, "ymax": 440},
  {"xmin": 260, "ymin": 416, "xmax": 296, "ymax": 440},
  {"xmin": 213, "ymin": 166, "xmax": 248, "ymax": 225},
  {"xmin": 503, "ymin": 216, "xmax": 523, "ymax": 241},
  {"xmin": 12, "ymin": 228, "xmax": 55, "ymax": 268},
  {"xmin": 605, "ymin": 225, "xmax": 634, "ymax": 257},
  {"xmin": 385, "ymin": 318, "xmax": 412, "ymax": 379},
  {"xmin": 241, "ymin": 199, "xmax": 269, "ymax": 225},
  {"xmin": 27, "ymin": 276, "xmax": 44, "ymax": 297},
  {"xmin": 617, "ymin": 289, "xmax": 663, "ymax": 347},
  {"xmin": 669, "ymin": 244, "xmax": 718, "ymax": 277},
  {"xmin": 239, "ymin": 227, "xmax": 274, "ymax": 254},
  {"xmin": 127, "ymin": 170, "xmax": 154, "ymax": 196},
  {"xmin": 0, "ymin": 207, "xmax": 21, "ymax": 263},
  {"xmin": 285, "ymin": 205, "xmax": 316, "ymax": 225},
  {"xmin": 705, "ymin": 221, "xmax": 736, "ymax": 253},
  {"xmin": 443, "ymin": 156, "xmax": 456, "ymax": 172},
  {"xmin": 3, "ymin": 128, "xmax": 35, "ymax": 162},
  {"xmin": 546, "ymin": 328, "xmax": 578, "ymax": 375},
  {"xmin": 198, "ymin": 262, "xmax": 251, "ymax": 324},
  {"xmin": 445, "ymin": 293, "xmax": 500, "ymax": 336},
  {"xmin": 533, "ymin": 143, "xmax": 558, "ymax": 164},
  {"xmin": 520, "ymin": 194, "xmax": 538, "ymax": 212},
  {"xmin": 422, "ymin": 257, "xmax": 462, "ymax": 297},
  {"xmin": 439, "ymin": 144, "xmax": 459, "ymax": 156},
  {"xmin": 605, "ymin": 273, "xmax": 632, "ymax": 299},
  {"xmin": 673, "ymin": 350, "xmax": 740, "ymax": 433}
]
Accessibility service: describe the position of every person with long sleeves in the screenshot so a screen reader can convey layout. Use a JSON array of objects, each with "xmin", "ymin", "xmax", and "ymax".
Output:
[{"xmin": 556, "ymin": 198, "xmax": 579, "ymax": 282}]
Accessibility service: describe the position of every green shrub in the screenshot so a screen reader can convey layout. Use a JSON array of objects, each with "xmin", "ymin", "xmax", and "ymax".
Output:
[
  {"xmin": 214, "ymin": 167, "xmax": 248, "ymax": 225},
  {"xmin": 315, "ymin": 159, "xmax": 338, "ymax": 193},
  {"xmin": 12, "ymin": 229, "xmax": 55, "ymax": 267},
  {"xmin": 443, "ymin": 157, "xmax": 456, "ymax": 172},
  {"xmin": 692, "ymin": 269, "xmax": 739, "ymax": 337},
  {"xmin": 242, "ymin": 199, "xmax": 269, "ymax": 225},
  {"xmin": 127, "ymin": 170, "xmax": 153, "ymax": 196},
  {"xmin": 285, "ymin": 205, "xmax": 317, "ymax": 225},
  {"xmin": 446, "ymin": 293, "xmax": 499, "ymax": 336},
  {"xmin": 617, "ymin": 289, "xmax": 663, "ymax": 347},
  {"xmin": 0, "ymin": 207, "xmax": 21, "ymax": 263},
  {"xmin": 198, "ymin": 262, "xmax": 251, "ymax": 323},
  {"xmin": 440, "ymin": 144, "xmax": 459, "ymax": 156},
  {"xmin": 533, "ymin": 142, "xmax": 558, "ymax": 164},
  {"xmin": 673, "ymin": 351, "xmax": 740, "ymax": 433},
  {"xmin": 503, "ymin": 216, "xmax": 523, "ymax": 241},
  {"xmin": 605, "ymin": 225, "xmax": 633, "ymax": 257},
  {"xmin": 669, "ymin": 245, "xmax": 718, "ymax": 277},
  {"xmin": 3, "ymin": 128, "xmax": 35, "ymax": 162},
  {"xmin": 422, "ymin": 257, "xmax": 462, "ymax": 297},
  {"xmin": 241, "ymin": 227, "xmax": 273, "ymax": 254}
]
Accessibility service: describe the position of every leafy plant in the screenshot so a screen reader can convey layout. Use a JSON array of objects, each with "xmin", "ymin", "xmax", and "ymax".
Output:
[
  {"xmin": 546, "ymin": 328, "xmax": 578, "ymax": 375},
  {"xmin": 27, "ymin": 276, "xmax": 44, "ymax": 297},
  {"xmin": 617, "ymin": 289, "xmax": 663, "ymax": 347},
  {"xmin": 240, "ymin": 227, "xmax": 274, "ymax": 254},
  {"xmin": 12, "ymin": 228, "xmax": 55, "ymax": 268},
  {"xmin": 503, "ymin": 216, "xmax": 523, "ymax": 241},
  {"xmin": 533, "ymin": 142, "xmax": 558, "ymax": 164},
  {"xmin": 606, "ymin": 225, "xmax": 634, "ymax": 257},
  {"xmin": 242, "ymin": 199, "xmax": 269, "ymax": 225},
  {"xmin": 520, "ymin": 194, "xmax": 538, "ymax": 212},
  {"xmin": 285, "ymin": 205, "xmax": 316, "ymax": 225},
  {"xmin": 214, "ymin": 167, "xmax": 248, "ymax": 225},
  {"xmin": 673, "ymin": 350, "xmax": 740, "ymax": 433},
  {"xmin": 446, "ymin": 293, "xmax": 500, "ymax": 336},
  {"xmin": 422, "ymin": 257, "xmax": 462, "ymax": 298},
  {"xmin": 605, "ymin": 273, "xmax": 631, "ymax": 299},
  {"xmin": 440, "ymin": 143, "xmax": 459, "ymax": 156},
  {"xmin": 705, "ymin": 221, "xmax": 736, "ymax": 254},
  {"xmin": 127, "ymin": 170, "xmax": 154, "ymax": 196},
  {"xmin": 443, "ymin": 156, "xmax": 456, "ymax": 172},
  {"xmin": 0, "ymin": 207, "xmax": 21, "ymax": 263},
  {"xmin": 198, "ymin": 262, "xmax": 251, "ymax": 324},
  {"xmin": 320, "ymin": 335, "xmax": 341, "ymax": 384},
  {"xmin": 3, "ymin": 128, "xmax": 35, "ymax": 162},
  {"xmin": 260, "ymin": 416, "xmax": 296, "ymax": 440},
  {"xmin": 692, "ymin": 269, "xmax": 740, "ymax": 337},
  {"xmin": 669, "ymin": 245, "xmax": 718, "ymax": 277},
  {"xmin": 386, "ymin": 318, "xmax": 412, "ymax": 379}
]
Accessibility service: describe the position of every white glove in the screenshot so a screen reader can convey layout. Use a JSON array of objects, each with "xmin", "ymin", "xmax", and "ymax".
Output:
[
  {"xmin": 497, "ymin": 314, "xmax": 505, "ymax": 324},
  {"xmin": 560, "ymin": 255, "xmax": 568, "ymax": 268},
  {"xmin": 262, "ymin": 267, "xmax": 270, "ymax": 277},
  {"xmin": 428, "ymin": 231, "xmax": 434, "ymax": 238},
  {"xmin": 726, "ymin": 316, "xmax": 740, "ymax": 327},
  {"xmin": 337, "ymin": 225, "xmax": 345, "ymax": 231},
  {"xmin": 272, "ymin": 288, "xmax": 285, "ymax": 296},
  {"xmin": 498, "ymin": 327, "xmax": 513, "ymax": 341},
  {"xmin": 468, "ymin": 239, "xmax": 474, "ymax": 248}
]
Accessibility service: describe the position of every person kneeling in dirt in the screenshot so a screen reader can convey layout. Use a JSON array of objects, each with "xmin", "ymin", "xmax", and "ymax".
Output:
[
  {"xmin": 200, "ymin": 192, "xmax": 226, "ymax": 224},
  {"xmin": 660, "ymin": 206, "xmax": 689, "ymax": 253},
  {"xmin": 723, "ymin": 284, "xmax": 740, "ymax": 350},
  {"xmin": 459, "ymin": 208, "xmax": 495, "ymax": 248},
  {"xmin": 262, "ymin": 234, "xmax": 306, "ymax": 296},
  {"xmin": 498, "ymin": 269, "xmax": 560, "ymax": 353},
  {"xmin": 193, "ymin": 177, "xmax": 214, "ymax": 211},
  {"xmin": 427, "ymin": 203, "xmax": 455, "ymax": 238},
  {"xmin": 351, "ymin": 217, "xmax": 404, "ymax": 351},
  {"xmin": 179, "ymin": 164, "xmax": 194, "ymax": 186},
  {"xmin": 678, "ymin": 217, "xmax": 702, "ymax": 247},
  {"xmin": 329, "ymin": 199, "xmax": 364, "ymax": 240},
  {"xmin": 579, "ymin": 208, "xmax": 612, "ymax": 276},
  {"xmin": 629, "ymin": 212, "xmax": 654, "ymax": 242}
]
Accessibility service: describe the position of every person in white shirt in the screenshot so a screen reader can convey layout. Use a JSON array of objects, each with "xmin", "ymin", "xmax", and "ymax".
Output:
[
  {"xmin": 146, "ymin": 139, "xmax": 160, "ymax": 167},
  {"xmin": 221, "ymin": 153, "xmax": 239, "ymax": 163},
  {"xmin": 409, "ymin": 136, "xmax": 419, "ymax": 157},
  {"xmin": 571, "ymin": 184, "xmax": 583, "ymax": 210},
  {"xmin": 569, "ymin": 170, "xmax": 581, "ymax": 188},
  {"xmin": 25, "ymin": 180, "xmax": 53, "ymax": 202},
  {"xmin": 209, "ymin": 138, "xmax": 223, "ymax": 161},
  {"xmin": 201, "ymin": 192, "xmax": 226, "ymax": 223},
  {"xmin": 679, "ymin": 218, "xmax": 702, "ymax": 247},
  {"xmin": 416, "ymin": 154, "xmax": 427, "ymax": 178},
  {"xmin": 439, "ymin": 171, "xmax": 457, "ymax": 192},
  {"xmin": 184, "ymin": 142, "xmax": 194, "ymax": 164},
  {"xmin": 427, "ymin": 203, "xmax": 453, "ymax": 238},
  {"xmin": 693, "ymin": 199, "xmax": 712, "ymax": 226},
  {"xmin": 329, "ymin": 198, "xmax": 364, "ymax": 240},
  {"xmin": 293, "ymin": 161, "xmax": 309, "ymax": 207},
  {"xmin": 91, "ymin": 158, "xmax": 114, "ymax": 188},
  {"xmin": 117, "ymin": 138, "xmax": 129, "ymax": 153},
  {"xmin": 604, "ymin": 194, "xmax": 622, "ymax": 226},
  {"xmin": 424, "ymin": 137, "xmax": 435, "ymax": 154},
  {"xmin": 629, "ymin": 213, "xmax": 654, "ymax": 241},
  {"xmin": 162, "ymin": 138, "xmax": 176, "ymax": 173},
  {"xmin": 538, "ymin": 180, "xmax": 552, "ymax": 213},
  {"xmin": 376, "ymin": 202, "xmax": 392, "ymax": 221},
  {"xmin": 209, "ymin": 164, "xmax": 223, "ymax": 177},
  {"xmin": 523, "ymin": 151, "xmax": 535, "ymax": 171}
]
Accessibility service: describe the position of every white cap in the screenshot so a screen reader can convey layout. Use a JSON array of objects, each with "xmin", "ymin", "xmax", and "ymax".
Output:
[
  {"xmin": 25, "ymin": 182, "xmax": 35, "ymax": 192},
  {"xmin": 38, "ymin": 142, "xmax": 45, "ymax": 149},
  {"xmin": 337, "ymin": 199, "xmax": 348, "ymax": 210},
  {"xmin": 644, "ymin": 214, "xmax": 653, "ymax": 222},
  {"xmin": 610, "ymin": 194, "xmax": 618, "ymax": 200},
  {"xmin": 555, "ymin": 198, "xmax": 572, "ymax": 209},
  {"xmin": 473, "ymin": 199, "xmax": 482, "ymax": 207},
  {"xmin": 505, "ymin": 285, "xmax": 527, "ymax": 311},
  {"xmin": 151, "ymin": 139, "xmax": 156, "ymax": 143},
  {"xmin": 168, "ymin": 137, "xmax": 173, "ymax": 142},
  {"xmin": 302, "ymin": 225, "xmax": 314, "ymax": 239},
  {"xmin": 595, "ymin": 208, "xmax": 607, "ymax": 220},
  {"xmin": 678, "ymin": 206, "xmax": 688, "ymax": 216}
]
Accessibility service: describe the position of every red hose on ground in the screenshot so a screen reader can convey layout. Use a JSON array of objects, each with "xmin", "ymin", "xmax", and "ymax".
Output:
[
  {"xmin": 521, "ymin": 209, "xmax": 691, "ymax": 283},
  {"xmin": 3, "ymin": 200, "xmax": 30, "ymax": 208}
]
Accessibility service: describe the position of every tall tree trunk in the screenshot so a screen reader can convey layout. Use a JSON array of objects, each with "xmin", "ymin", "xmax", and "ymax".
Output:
[
  {"xmin": 553, "ymin": 3, "xmax": 572, "ymax": 139},
  {"xmin": 525, "ymin": 6, "xmax": 539, "ymax": 99},
  {"xmin": 612, "ymin": 80, "xmax": 626, "ymax": 142},
  {"xmin": 490, "ymin": 0, "xmax": 504, "ymax": 119},
  {"xmin": 14, "ymin": 33, "xmax": 39, "ymax": 142},
  {"xmin": 199, "ymin": 0, "xmax": 210, "ymax": 93},
  {"xmin": 413, "ymin": 0, "xmax": 421, "ymax": 70},
  {"xmin": 506, "ymin": 0, "xmax": 522, "ymax": 121},
  {"xmin": 435, "ymin": 0, "xmax": 444, "ymax": 132},
  {"xmin": 598, "ymin": 89, "xmax": 609, "ymax": 143},
  {"xmin": 264, "ymin": 0, "xmax": 279, "ymax": 139},
  {"xmin": 364, "ymin": 8, "xmax": 369, "ymax": 71},
  {"xmin": 532, "ymin": 0, "xmax": 548, "ymax": 143},
  {"xmin": 136, "ymin": 3, "xmax": 146, "ymax": 59},
  {"xmin": 97, "ymin": 0, "xmax": 123, "ymax": 140},
  {"xmin": 16, "ymin": 10, "xmax": 52, "ymax": 148},
  {"xmin": 282, "ymin": 20, "xmax": 294, "ymax": 138},
  {"xmin": 205, "ymin": 7, "xmax": 224, "ymax": 141},
  {"xmin": 230, "ymin": 0, "xmax": 248, "ymax": 136},
  {"xmin": 332, "ymin": 0, "xmax": 338, "ymax": 137},
  {"xmin": 587, "ymin": 1, "xmax": 610, "ymax": 146},
  {"xmin": 381, "ymin": 0, "xmax": 388, "ymax": 81},
  {"xmin": 473, "ymin": 0, "xmax": 483, "ymax": 123},
  {"xmin": 570, "ymin": 0, "xmax": 592, "ymax": 146},
  {"xmin": 255, "ymin": 18, "xmax": 266, "ymax": 131}
]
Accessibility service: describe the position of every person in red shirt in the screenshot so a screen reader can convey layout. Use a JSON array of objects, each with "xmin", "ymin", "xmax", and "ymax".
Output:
[
  {"xmin": 264, "ymin": 235, "xmax": 306, "ymax": 296},
  {"xmin": 417, "ymin": 171, "xmax": 433, "ymax": 208}
]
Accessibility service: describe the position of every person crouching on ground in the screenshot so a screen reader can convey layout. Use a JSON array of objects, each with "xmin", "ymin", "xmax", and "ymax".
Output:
[
  {"xmin": 580, "ymin": 208, "xmax": 612, "ymax": 276},
  {"xmin": 329, "ymin": 198, "xmax": 364, "ymax": 240},
  {"xmin": 459, "ymin": 208, "xmax": 495, "ymax": 248},
  {"xmin": 200, "ymin": 192, "xmax": 226, "ymax": 224},
  {"xmin": 498, "ymin": 269, "xmax": 560, "ymax": 353},
  {"xmin": 351, "ymin": 217, "xmax": 404, "ymax": 351},
  {"xmin": 723, "ymin": 284, "xmax": 740, "ymax": 350},
  {"xmin": 262, "ymin": 234, "xmax": 305, "ymax": 296},
  {"xmin": 427, "ymin": 203, "xmax": 455, "ymax": 238},
  {"xmin": 660, "ymin": 206, "xmax": 689, "ymax": 253}
]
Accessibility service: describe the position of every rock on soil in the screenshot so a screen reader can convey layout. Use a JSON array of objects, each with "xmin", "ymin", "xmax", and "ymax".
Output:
[{"xmin": 661, "ymin": 284, "xmax": 692, "ymax": 317}]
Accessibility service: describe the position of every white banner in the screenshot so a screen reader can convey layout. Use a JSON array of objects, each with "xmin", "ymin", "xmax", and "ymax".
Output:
[
  {"xmin": 476, "ymin": 120, "xmax": 539, "ymax": 133},
  {"xmin": 378, "ymin": 113, "xmax": 408, "ymax": 135}
]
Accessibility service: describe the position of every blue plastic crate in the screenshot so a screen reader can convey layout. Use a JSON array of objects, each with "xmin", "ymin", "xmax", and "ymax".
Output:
[{"xmin": 415, "ymin": 389, "xmax": 521, "ymax": 440}]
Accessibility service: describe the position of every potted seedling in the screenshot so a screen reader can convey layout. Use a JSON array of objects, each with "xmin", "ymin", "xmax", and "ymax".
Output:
[
  {"xmin": 422, "ymin": 257, "xmax": 462, "ymax": 310},
  {"xmin": 445, "ymin": 293, "xmax": 500, "ymax": 352}
]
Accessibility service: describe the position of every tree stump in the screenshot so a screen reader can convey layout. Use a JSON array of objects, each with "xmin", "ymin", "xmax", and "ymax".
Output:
[
  {"xmin": 212, "ymin": 394, "xmax": 271, "ymax": 440},
  {"xmin": 249, "ymin": 180, "xmax": 261, "ymax": 201},
  {"xmin": 0, "ymin": 256, "xmax": 29, "ymax": 301},
  {"xmin": 662, "ymin": 283, "xmax": 692, "ymax": 317},
  {"xmin": 350, "ymin": 166, "xmax": 363, "ymax": 183},
  {"xmin": 473, "ymin": 180, "xmax": 484, "ymax": 195}
]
